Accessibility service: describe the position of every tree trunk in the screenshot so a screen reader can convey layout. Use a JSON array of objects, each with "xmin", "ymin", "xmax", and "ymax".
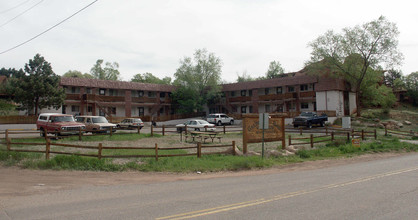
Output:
[{"xmin": 34, "ymin": 97, "xmax": 39, "ymax": 116}]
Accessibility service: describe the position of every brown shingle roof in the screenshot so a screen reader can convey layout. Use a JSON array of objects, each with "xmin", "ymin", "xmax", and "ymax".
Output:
[
  {"xmin": 60, "ymin": 77, "xmax": 176, "ymax": 92},
  {"xmin": 222, "ymin": 74, "xmax": 318, "ymax": 91}
]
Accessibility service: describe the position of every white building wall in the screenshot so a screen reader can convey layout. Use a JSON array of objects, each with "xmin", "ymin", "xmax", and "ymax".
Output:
[
  {"xmin": 316, "ymin": 91, "xmax": 344, "ymax": 116},
  {"xmin": 349, "ymin": 92, "xmax": 356, "ymax": 115}
]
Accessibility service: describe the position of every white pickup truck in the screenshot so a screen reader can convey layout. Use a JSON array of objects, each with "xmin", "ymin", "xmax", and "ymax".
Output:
[{"xmin": 206, "ymin": 113, "xmax": 234, "ymax": 126}]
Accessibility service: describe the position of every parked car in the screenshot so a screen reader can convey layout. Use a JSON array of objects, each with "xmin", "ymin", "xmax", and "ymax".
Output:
[
  {"xmin": 292, "ymin": 112, "xmax": 328, "ymax": 128},
  {"xmin": 206, "ymin": 113, "xmax": 234, "ymax": 126},
  {"xmin": 75, "ymin": 116, "xmax": 117, "ymax": 133},
  {"xmin": 117, "ymin": 118, "xmax": 144, "ymax": 130},
  {"xmin": 36, "ymin": 113, "xmax": 86, "ymax": 137},
  {"xmin": 176, "ymin": 119, "xmax": 216, "ymax": 132}
]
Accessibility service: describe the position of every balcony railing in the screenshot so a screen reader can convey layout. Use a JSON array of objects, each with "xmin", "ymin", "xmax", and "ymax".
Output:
[
  {"xmin": 299, "ymin": 91, "xmax": 316, "ymax": 98},
  {"xmin": 65, "ymin": 94, "xmax": 81, "ymax": 100},
  {"xmin": 132, "ymin": 97, "xmax": 158, "ymax": 103},
  {"xmin": 228, "ymin": 96, "xmax": 252, "ymax": 103}
]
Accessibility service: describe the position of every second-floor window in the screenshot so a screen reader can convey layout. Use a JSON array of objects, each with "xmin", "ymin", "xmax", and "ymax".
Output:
[
  {"xmin": 265, "ymin": 88, "xmax": 270, "ymax": 95},
  {"xmin": 138, "ymin": 90, "xmax": 144, "ymax": 97},
  {"xmin": 300, "ymin": 84, "xmax": 308, "ymax": 91},
  {"xmin": 109, "ymin": 89, "xmax": 115, "ymax": 96},
  {"xmin": 230, "ymin": 91, "xmax": 235, "ymax": 97},
  {"xmin": 86, "ymin": 88, "xmax": 91, "ymax": 94},
  {"xmin": 288, "ymin": 86, "xmax": 294, "ymax": 92},
  {"xmin": 99, "ymin": 88, "xmax": 106, "ymax": 95},
  {"xmin": 276, "ymin": 87, "xmax": 282, "ymax": 94},
  {"xmin": 241, "ymin": 90, "xmax": 246, "ymax": 97}
]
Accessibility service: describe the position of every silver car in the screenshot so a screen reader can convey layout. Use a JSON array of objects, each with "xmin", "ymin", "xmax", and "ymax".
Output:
[{"xmin": 176, "ymin": 119, "xmax": 216, "ymax": 132}]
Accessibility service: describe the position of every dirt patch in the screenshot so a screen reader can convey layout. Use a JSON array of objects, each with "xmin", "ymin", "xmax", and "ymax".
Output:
[{"xmin": 0, "ymin": 152, "xmax": 414, "ymax": 200}]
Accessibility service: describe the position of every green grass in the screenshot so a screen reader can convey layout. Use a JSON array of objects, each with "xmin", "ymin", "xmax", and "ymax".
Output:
[{"xmin": 1, "ymin": 136, "xmax": 416, "ymax": 173}]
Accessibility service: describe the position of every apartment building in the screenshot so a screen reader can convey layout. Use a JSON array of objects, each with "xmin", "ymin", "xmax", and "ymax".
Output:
[
  {"xmin": 56, "ymin": 77, "xmax": 176, "ymax": 119},
  {"xmin": 211, "ymin": 71, "xmax": 356, "ymax": 118}
]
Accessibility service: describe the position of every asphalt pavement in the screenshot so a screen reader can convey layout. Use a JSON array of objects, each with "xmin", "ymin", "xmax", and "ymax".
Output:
[{"xmin": 1, "ymin": 153, "xmax": 417, "ymax": 219}]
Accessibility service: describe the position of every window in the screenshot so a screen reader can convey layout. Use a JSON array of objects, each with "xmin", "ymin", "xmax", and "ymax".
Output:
[
  {"xmin": 86, "ymin": 88, "xmax": 91, "ymax": 94},
  {"xmin": 300, "ymin": 84, "xmax": 308, "ymax": 91},
  {"xmin": 278, "ymin": 105, "xmax": 284, "ymax": 112},
  {"xmin": 276, "ymin": 87, "xmax": 282, "ymax": 94},
  {"xmin": 288, "ymin": 86, "xmax": 294, "ymax": 92},
  {"xmin": 160, "ymin": 107, "xmax": 164, "ymax": 114},
  {"xmin": 241, "ymin": 106, "xmax": 247, "ymax": 113},
  {"xmin": 138, "ymin": 90, "xmax": 144, "ymax": 97},
  {"xmin": 265, "ymin": 105, "xmax": 270, "ymax": 112},
  {"xmin": 99, "ymin": 88, "xmax": 106, "ymax": 95},
  {"xmin": 249, "ymin": 90, "xmax": 252, "ymax": 96},
  {"xmin": 138, "ymin": 107, "xmax": 144, "ymax": 116},
  {"xmin": 241, "ymin": 90, "xmax": 246, "ymax": 97},
  {"xmin": 249, "ymin": 106, "xmax": 253, "ymax": 113},
  {"xmin": 71, "ymin": 87, "xmax": 76, "ymax": 94},
  {"xmin": 62, "ymin": 105, "xmax": 66, "ymax": 114},
  {"xmin": 108, "ymin": 107, "xmax": 116, "ymax": 115},
  {"xmin": 265, "ymin": 88, "xmax": 270, "ymax": 95},
  {"xmin": 109, "ymin": 89, "xmax": 115, "ymax": 96},
  {"xmin": 230, "ymin": 91, "xmax": 235, "ymax": 97},
  {"xmin": 71, "ymin": 105, "xmax": 80, "ymax": 112},
  {"xmin": 160, "ymin": 92, "xmax": 165, "ymax": 98},
  {"xmin": 148, "ymin": 92, "xmax": 155, "ymax": 97},
  {"xmin": 87, "ymin": 106, "xmax": 93, "ymax": 113},
  {"xmin": 301, "ymin": 103, "xmax": 309, "ymax": 109}
]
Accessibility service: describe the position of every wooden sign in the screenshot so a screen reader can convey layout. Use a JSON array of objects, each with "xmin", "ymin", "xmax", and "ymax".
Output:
[
  {"xmin": 352, "ymin": 139, "xmax": 361, "ymax": 147},
  {"xmin": 242, "ymin": 114, "xmax": 286, "ymax": 154}
]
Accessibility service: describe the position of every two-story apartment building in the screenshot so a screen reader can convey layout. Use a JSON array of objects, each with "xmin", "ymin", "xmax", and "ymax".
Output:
[
  {"xmin": 54, "ymin": 77, "xmax": 176, "ymax": 120},
  {"xmin": 211, "ymin": 71, "xmax": 356, "ymax": 118}
]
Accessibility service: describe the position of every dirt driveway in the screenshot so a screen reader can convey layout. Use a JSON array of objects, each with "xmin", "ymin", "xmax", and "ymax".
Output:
[{"xmin": 0, "ymin": 152, "xmax": 413, "ymax": 201}]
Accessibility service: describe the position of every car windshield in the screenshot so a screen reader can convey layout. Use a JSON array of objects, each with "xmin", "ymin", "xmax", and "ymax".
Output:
[
  {"xmin": 75, "ymin": 117, "xmax": 84, "ymax": 122},
  {"xmin": 134, "ymin": 119, "xmax": 143, "ymax": 123},
  {"xmin": 52, "ymin": 116, "xmax": 74, "ymax": 122},
  {"xmin": 197, "ymin": 120, "xmax": 210, "ymax": 125},
  {"xmin": 300, "ymin": 112, "xmax": 313, "ymax": 117},
  {"xmin": 92, "ymin": 117, "xmax": 108, "ymax": 123}
]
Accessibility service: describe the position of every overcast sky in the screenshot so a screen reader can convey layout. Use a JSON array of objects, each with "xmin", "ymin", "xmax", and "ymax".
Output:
[{"xmin": 0, "ymin": 0, "xmax": 417, "ymax": 83}]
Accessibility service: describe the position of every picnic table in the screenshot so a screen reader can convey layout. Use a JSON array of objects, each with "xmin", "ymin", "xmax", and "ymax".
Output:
[{"xmin": 186, "ymin": 131, "xmax": 222, "ymax": 143}]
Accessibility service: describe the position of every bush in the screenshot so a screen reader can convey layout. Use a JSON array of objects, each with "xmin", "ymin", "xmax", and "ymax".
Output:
[{"xmin": 296, "ymin": 150, "xmax": 311, "ymax": 158}]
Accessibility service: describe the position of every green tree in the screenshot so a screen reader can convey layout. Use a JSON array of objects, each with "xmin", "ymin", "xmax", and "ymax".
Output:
[
  {"xmin": 131, "ymin": 72, "xmax": 172, "ymax": 84},
  {"xmin": 307, "ymin": 16, "xmax": 403, "ymax": 116},
  {"xmin": 5, "ymin": 54, "xmax": 65, "ymax": 115},
  {"xmin": 404, "ymin": 71, "xmax": 418, "ymax": 106},
  {"xmin": 63, "ymin": 70, "xmax": 93, "ymax": 78},
  {"xmin": 266, "ymin": 61, "xmax": 285, "ymax": 79},
  {"xmin": 90, "ymin": 59, "xmax": 120, "ymax": 81},
  {"xmin": 236, "ymin": 71, "xmax": 256, "ymax": 82},
  {"xmin": 384, "ymin": 69, "xmax": 403, "ymax": 88},
  {"xmin": 172, "ymin": 49, "xmax": 222, "ymax": 113},
  {"xmin": 0, "ymin": 67, "xmax": 25, "ymax": 78}
]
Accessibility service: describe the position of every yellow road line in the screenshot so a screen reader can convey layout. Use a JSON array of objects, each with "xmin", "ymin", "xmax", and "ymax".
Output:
[{"xmin": 157, "ymin": 166, "xmax": 418, "ymax": 220}]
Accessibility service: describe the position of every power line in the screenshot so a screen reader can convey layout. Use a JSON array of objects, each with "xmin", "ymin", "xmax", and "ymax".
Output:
[
  {"xmin": 0, "ymin": 0, "xmax": 44, "ymax": 28},
  {"xmin": 0, "ymin": 0, "xmax": 99, "ymax": 55},
  {"xmin": 0, "ymin": 0, "xmax": 32, "ymax": 14}
]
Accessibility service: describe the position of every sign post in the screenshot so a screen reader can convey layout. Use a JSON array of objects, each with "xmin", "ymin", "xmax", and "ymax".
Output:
[{"xmin": 259, "ymin": 113, "xmax": 269, "ymax": 158}]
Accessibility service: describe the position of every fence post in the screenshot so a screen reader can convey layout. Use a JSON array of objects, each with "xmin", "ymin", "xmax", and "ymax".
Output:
[
  {"xmin": 5, "ymin": 129, "xmax": 9, "ymax": 142},
  {"xmin": 197, "ymin": 142, "xmax": 202, "ymax": 158},
  {"xmin": 151, "ymin": 125, "xmax": 154, "ymax": 137},
  {"xmin": 347, "ymin": 132, "xmax": 350, "ymax": 143},
  {"xmin": 384, "ymin": 125, "xmax": 387, "ymax": 136},
  {"xmin": 374, "ymin": 129, "xmax": 377, "ymax": 140},
  {"xmin": 98, "ymin": 143, "xmax": 102, "ymax": 159},
  {"xmin": 223, "ymin": 125, "xmax": 226, "ymax": 134},
  {"xmin": 310, "ymin": 134, "xmax": 313, "ymax": 148},
  {"xmin": 288, "ymin": 135, "xmax": 292, "ymax": 145},
  {"xmin": 300, "ymin": 127, "xmax": 302, "ymax": 135},
  {"xmin": 325, "ymin": 126, "xmax": 328, "ymax": 135},
  {"xmin": 79, "ymin": 127, "xmax": 82, "ymax": 141},
  {"xmin": 46, "ymin": 138, "xmax": 51, "ymax": 160},
  {"xmin": 232, "ymin": 141, "xmax": 236, "ymax": 156},
  {"xmin": 361, "ymin": 130, "xmax": 365, "ymax": 140},
  {"xmin": 109, "ymin": 127, "xmax": 113, "ymax": 137},
  {"xmin": 162, "ymin": 125, "xmax": 165, "ymax": 136},
  {"xmin": 137, "ymin": 126, "xmax": 141, "ymax": 135},
  {"xmin": 6, "ymin": 137, "xmax": 11, "ymax": 151},
  {"xmin": 155, "ymin": 143, "xmax": 158, "ymax": 161},
  {"xmin": 331, "ymin": 131, "xmax": 334, "ymax": 141}
]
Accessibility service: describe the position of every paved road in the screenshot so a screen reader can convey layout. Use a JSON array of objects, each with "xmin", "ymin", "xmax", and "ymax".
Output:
[{"xmin": 1, "ymin": 153, "xmax": 417, "ymax": 219}]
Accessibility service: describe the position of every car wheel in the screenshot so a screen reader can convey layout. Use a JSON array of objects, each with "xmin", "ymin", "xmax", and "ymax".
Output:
[
  {"xmin": 230, "ymin": 120, "xmax": 234, "ymax": 125},
  {"xmin": 217, "ymin": 121, "xmax": 222, "ymax": 126},
  {"xmin": 40, "ymin": 128, "xmax": 46, "ymax": 137}
]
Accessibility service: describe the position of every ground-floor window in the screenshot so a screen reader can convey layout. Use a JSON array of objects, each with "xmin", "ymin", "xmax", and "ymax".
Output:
[
  {"xmin": 71, "ymin": 105, "xmax": 80, "ymax": 112},
  {"xmin": 241, "ymin": 106, "xmax": 247, "ymax": 113},
  {"xmin": 138, "ymin": 107, "xmax": 144, "ymax": 116},
  {"xmin": 301, "ymin": 102, "xmax": 309, "ymax": 109}
]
